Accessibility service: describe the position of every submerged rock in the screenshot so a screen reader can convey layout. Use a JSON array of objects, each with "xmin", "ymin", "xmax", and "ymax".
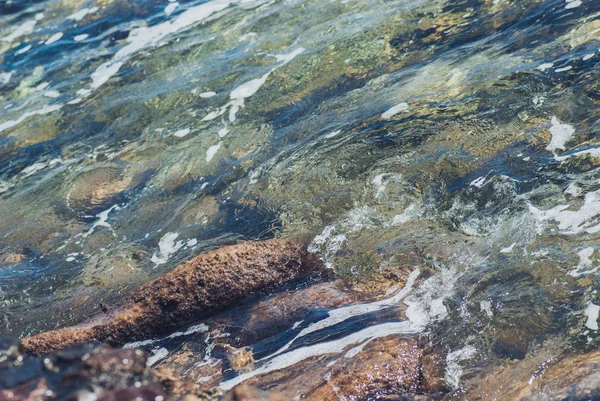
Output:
[
  {"xmin": 221, "ymin": 386, "xmax": 286, "ymax": 401},
  {"xmin": 153, "ymin": 281, "xmax": 361, "ymax": 389},
  {"xmin": 449, "ymin": 337, "xmax": 600, "ymax": 401},
  {"xmin": 236, "ymin": 335, "xmax": 446, "ymax": 400},
  {"xmin": 21, "ymin": 239, "xmax": 323, "ymax": 355}
]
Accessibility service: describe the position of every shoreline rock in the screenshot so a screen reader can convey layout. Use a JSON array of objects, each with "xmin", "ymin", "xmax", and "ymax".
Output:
[{"xmin": 21, "ymin": 239, "xmax": 324, "ymax": 356}]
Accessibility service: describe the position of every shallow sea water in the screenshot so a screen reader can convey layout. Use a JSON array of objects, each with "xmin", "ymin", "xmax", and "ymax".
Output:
[{"xmin": 2, "ymin": 0, "xmax": 600, "ymax": 397}]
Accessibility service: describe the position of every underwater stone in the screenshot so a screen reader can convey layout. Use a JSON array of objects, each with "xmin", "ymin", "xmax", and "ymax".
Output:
[{"xmin": 21, "ymin": 239, "xmax": 323, "ymax": 355}]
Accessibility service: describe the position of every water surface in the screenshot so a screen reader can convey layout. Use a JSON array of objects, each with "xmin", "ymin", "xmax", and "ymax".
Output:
[{"xmin": 2, "ymin": 0, "xmax": 600, "ymax": 396}]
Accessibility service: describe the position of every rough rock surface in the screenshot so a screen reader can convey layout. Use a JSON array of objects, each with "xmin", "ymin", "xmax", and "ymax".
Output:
[
  {"xmin": 239, "ymin": 335, "xmax": 447, "ymax": 400},
  {"xmin": 221, "ymin": 386, "xmax": 286, "ymax": 401},
  {"xmin": 155, "ymin": 282, "xmax": 360, "ymax": 388},
  {"xmin": 449, "ymin": 338, "xmax": 600, "ymax": 401},
  {"xmin": 21, "ymin": 240, "xmax": 322, "ymax": 355},
  {"xmin": 0, "ymin": 339, "xmax": 167, "ymax": 401}
]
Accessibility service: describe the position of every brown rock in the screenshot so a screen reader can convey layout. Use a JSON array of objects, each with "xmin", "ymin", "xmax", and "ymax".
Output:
[
  {"xmin": 220, "ymin": 345, "xmax": 254, "ymax": 373},
  {"xmin": 0, "ymin": 251, "xmax": 26, "ymax": 266},
  {"xmin": 0, "ymin": 379, "xmax": 49, "ymax": 401},
  {"xmin": 240, "ymin": 335, "xmax": 447, "ymax": 400},
  {"xmin": 221, "ymin": 385, "xmax": 286, "ymax": 401},
  {"xmin": 156, "ymin": 282, "xmax": 357, "ymax": 389},
  {"xmin": 67, "ymin": 165, "xmax": 134, "ymax": 214},
  {"xmin": 22, "ymin": 240, "xmax": 322, "ymax": 355},
  {"xmin": 97, "ymin": 386, "xmax": 164, "ymax": 401},
  {"xmin": 0, "ymin": 343, "xmax": 165, "ymax": 401},
  {"xmin": 452, "ymin": 337, "xmax": 600, "ymax": 401}
]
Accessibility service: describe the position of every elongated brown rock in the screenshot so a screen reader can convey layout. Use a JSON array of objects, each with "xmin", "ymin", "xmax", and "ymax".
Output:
[{"xmin": 22, "ymin": 239, "xmax": 322, "ymax": 355}]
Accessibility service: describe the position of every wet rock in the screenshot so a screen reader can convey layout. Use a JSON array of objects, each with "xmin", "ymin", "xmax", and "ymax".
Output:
[
  {"xmin": 221, "ymin": 385, "xmax": 286, "ymax": 401},
  {"xmin": 1, "ymin": 378, "xmax": 50, "ymax": 401},
  {"xmin": 66, "ymin": 165, "xmax": 133, "ymax": 216},
  {"xmin": 154, "ymin": 281, "xmax": 358, "ymax": 389},
  {"xmin": 0, "ymin": 343, "xmax": 166, "ymax": 401},
  {"xmin": 97, "ymin": 385, "xmax": 165, "ymax": 401},
  {"xmin": 79, "ymin": 244, "xmax": 149, "ymax": 288},
  {"xmin": 22, "ymin": 240, "xmax": 323, "ymax": 355},
  {"xmin": 451, "ymin": 337, "xmax": 600, "ymax": 401},
  {"xmin": 217, "ymin": 345, "xmax": 254, "ymax": 373},
  {"xmin": 238, "ymin": 335, "xmax": 447, "ymax": 400},
  {"xmin": 0, "ymin": 251, "xmax": 26, "ymax": 266}
]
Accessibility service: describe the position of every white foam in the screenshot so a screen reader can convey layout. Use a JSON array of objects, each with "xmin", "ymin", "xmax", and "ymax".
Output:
[
  {"xmin": 554, "ymin": 146, "xmax": 600, "ymax": 162},
  {"xmin": 123, "ymin": 339, "xmax": 155, "ymax": 349},
  {"xmin": 262, "ymin": 269, "xmax": 420, "ymax": 360},
  {"xmin": 2, "ymin": 19, "xmax": 36, "ymax": 42},
  {"xmin": 274, "ymin": 47, "xmax": 305, "ymax": 64},
  {"xmin": 45, "ymin": 32, "xmax": 63, "ymax": 45},
  {"xmin": 165, "ymin": 2, "xmax": 179, "ymax": 15},
  {"xmin": 0, "ymin": 72, "xmax": 12, "ymax": 85},
  {"xmin": 529, "ymin": 189, "xmax": 600, "ymax": 235},
  {"xmin": 219, "ymin": 321, "xmax": 418, "ymax": 391},
  {"xmin": 555, "ymin": 66, "xmax": 572, "ymax": 73},
  {"xmin": 0, "ymin": 104, "xmax": 63, "ymax": 133},
  {"xmin": 568, "ymin": 247, "xmax": 597, "ymax": 277},
  {"xmin": 36, "ymin": 82, "xmax": 50, "ymax": 91},
  {"xmin": 15, "ymin": 45, "xmax": 32, "ymax": 55},
  {"xmin": 533, "ymin": 95, "xmax": 545, "ymax": 108},
  {"xmin": 206, "ymin": 142, "xmax": 221, "ymax": 162},
  {"xmin": 218, "ymin": 127, "xmax": 229, "ymax": 138},
  {"xmin": 198, "ymin": 91, "xmax": 216, "ymax": 98},
  {"xmin": 147, "ymin": 347, "xmax": 169, "ymax": 366},
  {"xmin": 83, "ymin": 204, "xmax": 120, "ymax": 238},
  {"xmin": 390, "ymin": 203, "xmax": 418, "ymax": 226},
  {"xmin": 0, "ymin": 181, "xmax": 12, "ymax": 194},
  {"xmin": 21, "ymin": 162, "xmax": 47, "ymax": 177},
  {"xmin": 500, "ymin": 242, "xmax": 517, "ymax": 253},
  {"xmin": 584, "ymin": 302, "xmax": 599, "ymax": 330},
  {"xmin": 324, "ymin": 130, "xmax": 341, "ymax": 139},
  {"xmin": 445, "ymin": 345, "xmax": 477, "ymax": 388},
  {"xmin": 307, "ymin": 224, "xmax": 345, "ymax": 268},
  {"xmin": 470, "ymin": 176, "xmax": 486, "ymax": 188},
  {"xmin": 123, "ymin": 322, "xmax": 209, "ymax": 351},
  {"xmin": 167, "ymin": 323, "xmax": 208, "ymax": 339},
  {"xmin": 404, "ymin": 265, "xmax": 463, "ymax": 331},
  {"xmin": 479, "ymin": 300, "xmax": 493, "ymax": 317},
  {"xmin": 226, "ymin": 47, "xmax": 304, "ymax": 122},
  {"xmin": 381, "ymin": 102, "xmax": 409, "ymax": 119},
  {"xmin": 67, "ymin": 7, "xmax": 99, "ymax": 21},
  {"xmin": 249, "ymin": 170, "xmax": 260, "ymax": 184},
  {"xmin": 565, "ymin": 0, "xmax": 582, "ymax": 9},
  {"xmin": 90, "ymin": 0, "xmax": 235, "ymax": 90},
  {"xmin": 44, "ymin": 90, "xmax": 60, "ymax": 98},
  {"xmin": 308, "ymin": 206, "xmax": 383, "ymax": 268},
  {"xmin": 74, "ymin": 34, "xmax": 89, "ymax": 42},
  {"xmin": 537, "ymin": 63, "xmax": 553, "ymax": 71},
  {"xmin": 546, "ymin": 116, "xmax": 575, "ymax": 153},
  {"xmin": 230, "ymin": 74, "xmax": 269, "ymax": 103},
  {"xmin": 202, "ymin": 108, "xmax": 226, "ymax": 121},
  {"xmin": 372, "ymin": 174, "xmax": 388, "ymax": 199},
  {"xmin": 151, "ymin": 232, "xmax": 185, "ymax": 265},
  {"xmin": 173, "ymin": 128, "xmax": 191, "ymax": 137},
  {"xmin": 565, "ymin": 182, "xmax": 582, "ymax": 197},
  {"xmin": 91, "ymin": 61, "xmax": 124, "ymax": 89}
]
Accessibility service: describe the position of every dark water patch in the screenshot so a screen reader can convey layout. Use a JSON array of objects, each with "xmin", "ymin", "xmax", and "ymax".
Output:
[{"xmin": 268, "ymin": 74, "xmax": 370, "ymax": 130}]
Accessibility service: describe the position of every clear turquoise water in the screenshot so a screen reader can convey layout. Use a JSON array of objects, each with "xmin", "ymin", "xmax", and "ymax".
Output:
[{"xmin": 2, "ymin": 0, "xmax": 600, "ymax": 394}]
